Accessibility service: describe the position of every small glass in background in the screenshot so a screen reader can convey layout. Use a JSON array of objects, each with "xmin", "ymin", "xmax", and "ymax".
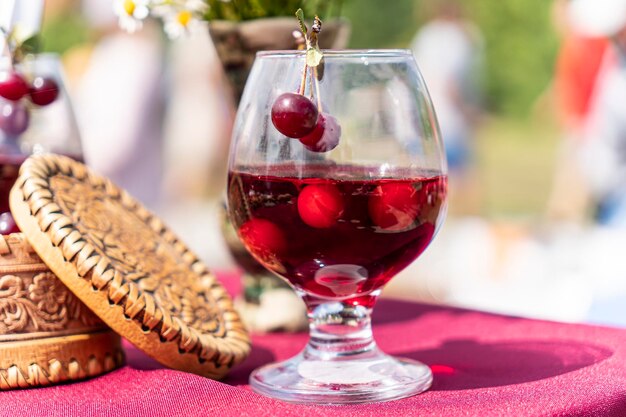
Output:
[{"xmin": 0, "ymin": 53, "xmax": 83, "ymax": 234}]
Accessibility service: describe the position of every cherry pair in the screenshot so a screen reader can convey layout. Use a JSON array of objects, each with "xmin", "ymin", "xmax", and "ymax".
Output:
[
  {"xmin": 0, "ymin": 71, "xmax": 60, "ymax": 137},
  {"xmin": 296, "ymin": 182, "xmax": 425, "ymax": 231},
  {"xmin": 271, "ymin": 92, "xmax": 340, "ymax": 153},
  {"xmin": 0, "ymin": 71, "xmax": 59, "ymax": 106}
]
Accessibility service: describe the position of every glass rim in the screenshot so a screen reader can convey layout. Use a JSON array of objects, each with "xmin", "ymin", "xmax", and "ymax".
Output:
[
  {"xmin": 256, "ymin": 49, "xmax": 413, "ymax": 59},
  {"xmin": 18, "ymin": 52, "xmax": 62, "ymax": 62}
]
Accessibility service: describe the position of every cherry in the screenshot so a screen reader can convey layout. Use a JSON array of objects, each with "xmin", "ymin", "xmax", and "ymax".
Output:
[
  {"xmin": 0, "ymin": 212, "xmax": 19, "ymax": 234},
  {"xmin": 29, "ymin": 77, "xmax": 60, "ymax": 106},
  {"xmin": 239, "ymin": 218, "xmax": 287, "ymax": 262},
  {"xmin": 299, "ymin": 113, "xmax": 341, "ymax": 153},
  {"xmin": 0, "ymin": 71, "xmax": 29, "ymax": 101},
  {"xmin": 0, "ymin": 101, "xmax": 30, "ymax": 136},
  {"xmin": 368, "ymin": 183, "xmax": 421, "ymax": 231},
  {"xmin": 298, "ymin": 114, "xmax": 326, "ymax": 147},
  {"xmin": 297, "ymin": 184, "xmax": 344, "ymax": 228},
  {"xmin": 271, "ymin": 92, "xmax": 319, "ymax": 138}
]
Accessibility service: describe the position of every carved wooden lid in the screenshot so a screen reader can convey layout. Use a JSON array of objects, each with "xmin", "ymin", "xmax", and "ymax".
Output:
[{"xmin": 9, "ymin": 154, "xmax": 250, "ymax": 379}]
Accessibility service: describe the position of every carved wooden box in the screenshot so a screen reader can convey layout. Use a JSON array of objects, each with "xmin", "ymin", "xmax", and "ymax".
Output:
[
  {"xmin": 1, "ymin": 154, "xmax": 250, "ymax": 390},
  {"xmin": 0, "ymin": 233, "xmax": 124, "ymax": 390}
]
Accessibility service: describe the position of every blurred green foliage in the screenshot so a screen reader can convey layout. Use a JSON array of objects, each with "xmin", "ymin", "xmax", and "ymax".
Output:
[
  {"xmin": 342, "ymin": 0, "xmax": 416, "ymax": 50},
  {"xmin": 343, "ymin": 0, "xmax": 559, "ymax": 117},
  {"xmin": 40, "ymin": 10, "xmax": 91, "ymax": 54},
  {"xmin": 205, "ymin": 0, "xmax": 344, "ymax": 20},
  {"xmin": 467, "ymin": 0, "xmax": 559, "ymax": 116}
]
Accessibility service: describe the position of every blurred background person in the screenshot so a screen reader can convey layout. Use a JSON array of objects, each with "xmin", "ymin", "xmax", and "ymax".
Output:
[
  {"xmin": 552, "ymin": 0, "xmax": 608, "ymax": 134},
  {"xmin": 547, "ymin": 0, "xmax": 609, "ymax": 222},
  {"xmin": 77, "ymin": 0, "xmax": 165, "ymax": 208},
  {"xmin": 43, "ymin": 0, "xmax": 234, "ymax": 266},
  {"xmin": 570, "ymin": 0, "xmax": 626, "ymax": 226},
  {"xmin": 410, "ymin": 0, "xmax": 484, "ymax": 214}
]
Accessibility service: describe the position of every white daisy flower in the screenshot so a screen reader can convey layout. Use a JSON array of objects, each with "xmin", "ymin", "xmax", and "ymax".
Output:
[
  {"xmin": 163, "ymin": 9, "xmax": 196, "ymax": 38},
  {"xmin": 114, "ymin": 0, "xmax": 150, "ymax": 33},
  {"xmin": 185, "ymin": 0, "xmax": 209, "ymax": 14},
  {"xmin": 153, "ymin": 1, "xmax": 207, "ymax": 39}
]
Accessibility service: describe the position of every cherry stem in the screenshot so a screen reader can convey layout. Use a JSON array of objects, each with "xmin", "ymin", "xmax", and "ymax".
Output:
[
  {"xmin": 296, "ymin": 9, "xmax": 309, "ymax": 96},
  {"xmin": 309, "ymin": 66, "xmax": 315, "ymax": 100},
  {"xmin": 0, "ymin": 29, "xmax": 13, "ymax": 70},
  {"xmin": 313, "ymin": 66, "xmax": 323, "ymax": 111},
  {"xmin": 298, "ymin": 61, "xmax": 308, "ymax": 95},
  {"xmin": 294, "ymin": 10, "xmax": 323, "ymax": 110}
]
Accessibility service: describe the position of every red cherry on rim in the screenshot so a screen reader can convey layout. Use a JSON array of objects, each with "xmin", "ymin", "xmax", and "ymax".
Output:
[
  {"xmin": 0, "ymin": 71, "xmax": 29, "ymax": 101},
  {"xmin": 271, "ymin": 92, "xmax": 319, "ymax": 138},
  {"xmin": 239, "ymin": 218, "xmax": 287, "ymax": 261},
  {"xmin": 368, "ymin": 183, "xmax": 421, "ymax": 231},
  {"xmin": 299, "ymin": 113, "xmax": 341, "ymax": 153},
  {"xmin": 297, "ymin": 184, "xmax": 344, "ymax": 228},
  {"xmin": 0, "ymin": 101, "xmax": 30, "ymax": 136},
  {"xmin": 29, "ymin": 77, "xmax": 60, "ymax": 106}
]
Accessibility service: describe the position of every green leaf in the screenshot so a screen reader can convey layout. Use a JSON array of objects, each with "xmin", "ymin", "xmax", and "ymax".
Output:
[
  {"xmin": 20, "ymin": 34, "xmax": 41, "ymax": 55},
  {"xmin": 295, "ymin": 8, "xmax": 307, "ymax": 37},
  {"xmin": 306, "ymin": 45, "xmax": 323, "ymax": 67}
]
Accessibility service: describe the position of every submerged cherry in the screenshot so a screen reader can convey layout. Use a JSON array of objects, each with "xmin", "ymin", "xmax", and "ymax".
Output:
[
  {"xmin": 0, "ymin": 101, "xmax": 30, "ymax": 136},
  {"xmin": 369, "ymin": 183, "xmax": 421, "ymax": 231},
  {"xmin": 299, "ymin": 113, "xmax": 341, "ymax": 152},
  {"xmin": 29, "ymin": 77, "xmax": 60, "ymax": 106},
  {"xmin": 239, "ymin": 218, "xmax": 287, "ymax": 261},
  {"xmin": 297, "ymin": 184, "xmax": 344, "ymax": 228},
  {"xmin": 0, "ymin": 71, "xmax": 29, "ymax": 101},
  {"xmin": 0, "ymin": 212, "xmax": 18, "ymax": 234},
  {"xmin": 271, "ymin": 92, "xmax": 319, "ymax": 138}
]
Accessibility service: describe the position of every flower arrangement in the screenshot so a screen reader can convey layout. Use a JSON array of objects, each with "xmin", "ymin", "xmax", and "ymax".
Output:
[{"xmin": 113, "ymin": 0, "xmax": 344, "ymax": 38}]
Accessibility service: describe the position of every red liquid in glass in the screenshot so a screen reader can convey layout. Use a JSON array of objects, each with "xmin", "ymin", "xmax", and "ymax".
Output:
[{"xmin": 228, "ymin": 170, "xmax": 447, "ymax": 307}]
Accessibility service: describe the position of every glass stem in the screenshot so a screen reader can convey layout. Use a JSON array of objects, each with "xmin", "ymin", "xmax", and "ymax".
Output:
[{"xmin": 303, "ymin": 300, "xmax": 378, "ymax": 361}]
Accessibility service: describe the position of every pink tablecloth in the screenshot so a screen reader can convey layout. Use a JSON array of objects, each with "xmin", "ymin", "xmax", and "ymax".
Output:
[{"xmin": 2, "ymin": 272, "xmax": 626, "ymax": 416}]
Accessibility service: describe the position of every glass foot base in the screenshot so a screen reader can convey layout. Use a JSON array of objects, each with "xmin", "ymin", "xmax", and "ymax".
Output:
[{"xmin": 249, "ymin": 349, "xmax": 433, "ymax": 404}]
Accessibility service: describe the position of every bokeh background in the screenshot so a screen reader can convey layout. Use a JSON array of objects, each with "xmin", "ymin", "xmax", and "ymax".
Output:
[{"xmin": 36, "ymin": 0, "xmax": 626, "ymax": 327}]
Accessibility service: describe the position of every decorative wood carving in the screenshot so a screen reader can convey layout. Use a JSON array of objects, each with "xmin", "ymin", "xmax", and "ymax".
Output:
[
  {"xmin": 0, "ymin": 233, "xmax": 123, "ymax": 390},
  {"xmin": 0, "ymin": 271, "xmax": 102, "ymax": 334},
  {"xmin": 10, "ymin": 155, "xmax": 250, "ymax": 380},
  {"xmin": 0, "ymin": 233, "xmax": 104, "ymax": 338}
]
